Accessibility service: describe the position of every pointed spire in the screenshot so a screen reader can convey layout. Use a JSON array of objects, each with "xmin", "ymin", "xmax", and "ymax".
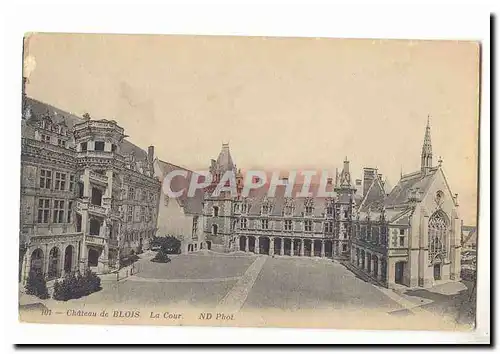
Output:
[{"xmin": 421, "ymin": 115, "xmax": 433, "ymax": 174}]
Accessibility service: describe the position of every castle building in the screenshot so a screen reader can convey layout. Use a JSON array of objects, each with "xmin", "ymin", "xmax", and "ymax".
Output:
[
  {"xmin": 350, "ymin": 118, "xmax": 462, "ymax": 288},
  {"xmin": 19, "ymin": 94, "xmax": 161, "ymax": 283},
  {"xmin": 204, "ymin": 118, "xmax": 462, "ymax": 289},
  {"xmin": 153, "ymin": 159, "xmax": 205, "ymax": 253},
  {"xmin": 203, "ymin": 145, "xmax": 359, "ymax": 259}
]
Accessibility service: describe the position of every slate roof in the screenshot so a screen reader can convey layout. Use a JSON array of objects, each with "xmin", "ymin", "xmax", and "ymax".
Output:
[
  {"xmin": 384, "ymin": 168, "xmax": 438, "ymax": 208},
  {"xmin": 239, "ymin": 183, "xmax": 338, "ymax": 218},
  {"xmin": 23, "ymin": 97, "xmax": 150, "ymax": 162},
  {"xmin": 156, "ymin": 159, "xmax": 204, "ymax": 215}
]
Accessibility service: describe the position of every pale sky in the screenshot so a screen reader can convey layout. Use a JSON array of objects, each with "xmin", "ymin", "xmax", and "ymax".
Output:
[{"xmin": 24, "ymin": 34, "xmax": 479, "ymax": 224}]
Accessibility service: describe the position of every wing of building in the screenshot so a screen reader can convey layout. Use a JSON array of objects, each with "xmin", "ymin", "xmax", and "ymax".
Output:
[
  {"xmin": 204, "ymin": 118, "xmax": 463, "ymax": 289},
  {"xmin": 153, "ymin": 159, "xmax": 205, "ymax": 253},
  {"xmin": 20, "ymin": 94, "xmax": 161, "ymax": 283}
]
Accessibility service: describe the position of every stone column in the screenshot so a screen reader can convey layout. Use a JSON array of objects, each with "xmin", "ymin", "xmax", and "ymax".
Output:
[
  {"xmin": 245, "ymin": 237, "xmax": 249, "ymax": 252},
  {"xmin": 290, "ymin": 239, "xmax": 294, "ymax": 256},
  {"xmin": 321, "ymin": 241, "xmax": 325, "ymax": 258},
  {"xmin": 365, "ymin": 253, "xmax": 369, "ymax": 272},
  {"xmin": 280, "ymin": 238, "xmax": 284, "ymax": 256},
  {"xmin": 255, "ymin": 237, "xmax": 260, "ymax": 254},
  {"xmin": 300, "ymin": 239, "xmax": 305, "ymax": 256},
  {"xmin": 269, "ymin": 237, "xmax": 275, "ymax": 256},
  {"xmin": 377, "ymin": 258, "xmax": 383, "ymax": 281},
  {"xmin": 311, "ymin": 241, "xmax": 315, "ymax": 257}
]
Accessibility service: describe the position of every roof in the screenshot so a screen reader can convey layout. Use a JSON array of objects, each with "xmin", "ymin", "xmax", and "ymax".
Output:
[
  {"xmin": 237, "ymin": 183, "xmax": 339, "ymax": 218},
  {"xmin": 156, "ymin": 159, "xmax": 204, "ymax": 215},
  {"xmin": 384, "ymin": 168, "xmax": 438, "ymax": 208},
  {"xmin": 359, "ymin": 174, "xmax": 386, "ymax": 212},
  {"xmin": 23, "ymin": 96, "xmax": 150, "ymax": 162},
  {"xmin": 215, "ymin": 143, "xmax": 235, "ymax": 172}
]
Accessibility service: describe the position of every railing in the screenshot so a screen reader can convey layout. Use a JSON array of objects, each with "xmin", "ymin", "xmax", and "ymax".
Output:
[
  {"xmin": 89, "ymin": 171, "xmax": 108, "ymax": 184},
  {"xmin": 30, "ymin": 232, "xmax": 84, "ymax": 242},
  {"xmin": 21, "ymin": 137, "xmax": 76, "ymax": 157},
  {"xmin": 88, "ymin": 203, "xmax": 107, "ymax": 215},
  {"xmin": 86, "ymin": 235, "xmax": 107, "ymax": 246}
]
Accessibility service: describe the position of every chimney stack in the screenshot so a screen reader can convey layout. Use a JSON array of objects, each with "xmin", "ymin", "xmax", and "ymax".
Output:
[
  {"xmin": 363, "ymin": 168, "xmax": 377, "ymax": 197},
  {"xmin": 147, "ymin": 145, "xmax": 155, "ymax": 163}
]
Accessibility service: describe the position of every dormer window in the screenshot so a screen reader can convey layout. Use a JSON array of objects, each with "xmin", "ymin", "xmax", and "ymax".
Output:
[
  {"xmin": 94, "ymin": 141, "xmax": 105, "ymax": 151},
  {"xmin": 41, "ymin": 134, "xmax": 51, "ymax": 143}
]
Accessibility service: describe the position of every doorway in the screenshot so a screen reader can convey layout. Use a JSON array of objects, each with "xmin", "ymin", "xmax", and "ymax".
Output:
[
  {"xmin": 433, "ymin": 263, "xmax": 442, "ymax": 280},
  {"xmin": 395, "ymin": 261, "xmax": 405, "ymax": 284}
]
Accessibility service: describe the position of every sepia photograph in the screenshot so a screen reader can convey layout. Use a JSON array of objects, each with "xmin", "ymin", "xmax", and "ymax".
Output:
[{"xmin": 17, "ymin": 32, "xmax": 481, "ymax": 334}]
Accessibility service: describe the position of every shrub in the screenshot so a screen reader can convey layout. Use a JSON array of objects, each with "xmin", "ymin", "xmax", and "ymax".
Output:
[
  {"xmin": 52, "ymin": 270, "xmax": 102, "ymax": 301},
  {"xmin": 25, "ymin": 271, "xmax": 49, "ymax": 299},
  {"xmin": 151, "ymin": 246, "xmax": 171, "ymax": 263},
  {"xmin": 150, "ymin": 236, "xmax": 181, "ymax": 254}
]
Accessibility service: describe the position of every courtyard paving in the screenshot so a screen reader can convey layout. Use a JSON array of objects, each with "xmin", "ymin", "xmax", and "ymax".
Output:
[{"xmin": 19, "ymin": 251, "xmax": 476, "ymax": 326}]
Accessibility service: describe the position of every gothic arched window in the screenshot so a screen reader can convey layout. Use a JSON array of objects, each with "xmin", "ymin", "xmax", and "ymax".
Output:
[{"xmin": 428, "ymin": 211, "xmax": 448, "ymax": 262}]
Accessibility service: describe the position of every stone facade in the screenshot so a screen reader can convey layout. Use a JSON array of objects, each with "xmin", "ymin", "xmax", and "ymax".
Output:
[
  {"xmin": 19, "ymin": 95, "xmax": 161, "ymax": 283},
  {"xmin": 204, "ymin": 119, "xmax": 463, "ymax": 289}
]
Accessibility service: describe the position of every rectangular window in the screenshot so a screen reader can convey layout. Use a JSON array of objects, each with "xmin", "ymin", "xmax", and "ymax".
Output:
[
  {"xmin": 305, "ymin": 220, "xmax": 313, "ymax": 232},
  {"xmin": 240, "ymin": 218, "xmax": 247, "ymax": 229},
  {"xmin": 128, "ymin": 187, "xmax": 135, "ymax": 201},
  {"xmin": 284, "ymin": 220, "xmax": 292, "ymax": 231},
  {"xmin": 127, "ymin": 206, "xmax": 133, "ymax": 222},
  {"xmin": 41, "ymin": 134, "xmax": 51, "ymax": 143},
  {"xmin": 305, "ymin": 206, "xmax": 313, "ymax": 216},
  {"xmin": 399, "ymin": 236, "xmax": 405, "ymax": 247},
  {"xmin": 69, "ymin": 175, "xmax": 75, "ymax": 192},
  {"xmin": 54, "ymin": 172, "xmax": 66, "ymax": 191},
  {"xmin": 140, "ymin": 206, "xmax": 145, "ymax": 222},
  {"xmin": 57, "ymin": 139, "xmax": 66, "ymax": 148},
  {"xmin": 213, "ymin": 206, "xmax": 219, "ymax": 217},
  {"xmin": 192, "ymin": 216, "xmax": 199, "ymax": 236},
  {"xmin": 94, "ymin": 141, "xmax": 105, "ymax": 151},
  {"xmin": 39, "ymin": 169, "xmax": 52, "ymax": 189},
  {"xmin": 67, "ymin": 201, "xmax": 73, "ymax": 223},
  {"xmin": 399, "ymin": 228, "xmax": 405, "ymax": 235},
  {"xmin": 324, "ymin": 221, "xmax": 333, "ymax": 233},
  {"xmin": 81, "ymin": 142, "xmax": 88, "ymax": 151},
  {"xmin": 326, "ymin": 206, "xmax": 333, "ymax": 216},
  {"xmin": 261, "ymin": 219, "xmax": 269, "ymax": 230},
  {"xmin": 111, "ymin": 144, "xmax": 117, "ymax": 152},
  {"xmin": 37, "ymin": 198, "xmax": 50, "ymax": 223},
  {"xmin": 53, "ymin": 199, "xmax": 65, "ymax": 223},
  {"xmin": 135, "ymin": 206, "xmax": 141, "ymax": 222}
]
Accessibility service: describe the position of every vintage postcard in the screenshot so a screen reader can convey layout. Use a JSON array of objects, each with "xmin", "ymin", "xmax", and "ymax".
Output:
[{"xmin": 18, "ymin": 33, "xmax": 480, "ymax": 332}]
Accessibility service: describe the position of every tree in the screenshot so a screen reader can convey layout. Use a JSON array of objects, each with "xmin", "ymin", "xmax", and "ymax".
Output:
[
  {"xmin": 151, "ymin": 236, "xmax": 181, "ymax": 254},
  {"xmin": 151, "ymin": 244, "xmax": 172, "ymax": 263},
  {"xmin": 52, "ymin": 270, "xmax": 101, "ymax": 301}
]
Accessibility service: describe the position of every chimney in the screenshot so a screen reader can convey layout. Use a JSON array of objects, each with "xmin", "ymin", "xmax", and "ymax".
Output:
[
  {"xmin": 363, "ymin": 168, "xmax": 377, "ymax": 197},
  {"xmin": 327, "ymin": 178, "xmax": 333, "ymax": 185},
  {"xmin": 147, "ymin": 145, "xmax": 154, "ymax": 163}
]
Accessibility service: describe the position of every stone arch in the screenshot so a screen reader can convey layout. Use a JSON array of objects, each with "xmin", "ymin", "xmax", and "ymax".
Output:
[
  {"xmin": 324, "ymin": 240, "xmax": 333, "ymax": 258},
  {"xmin": 30, "ymin": 248, "xmax": 44, "ymax": 275},
  {"xmin": 313, "ymin": 240, "xmax": 322, "ymax": 257},
  {"xmin": 304, "ymin": 239, "xmax": 312, "ymax": 256},
  {"xmin": 248, "ymin": 236, "xmax": 256, "ymax": 253},
  {"xmin": 48, "ymin": 246, "xmax": 60, "ymax": 279},
  {"xmin": 239, "ymin": 236, "xmax": 246, "ymax": 252},
  {"xmin": 274, "ymin": 238, "xmax": 282, "ymax": 255},
  {"xmin": 64, "ymin": 245, "xmax": 74, "ymax": 273},
  {"xmin": 283, "ymin": 238, "xmax": 292, "ymax": 256},
  {"xmin": 88, "ymin": 248, "xmax": 100, "ymax": 267},
  {"xmin": 259, "ymin": 237, "xmax": 270, "ymax": 255}
]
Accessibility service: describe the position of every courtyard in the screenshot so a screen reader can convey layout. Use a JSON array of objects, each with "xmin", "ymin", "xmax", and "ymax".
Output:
[{"xmin": 19, "ymin": 251, "xmax": 476, "ymax": 328}]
